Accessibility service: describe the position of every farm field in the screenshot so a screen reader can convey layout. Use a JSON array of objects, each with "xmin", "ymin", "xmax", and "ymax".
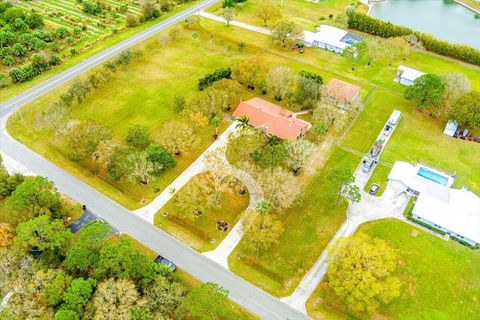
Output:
[
  {"xmin": 306, "ymin": 219, "xmax": 480, "ymax": 320},
  {"xmin": 1, "ymin": 0, "xmax": 200, "ymax": 100},
  {"xmin": 208, "ymin": 0, "xmax": 368, "ymax": 30},
  {"xmin": 154, "ymin": 174, "xmax": 250, "ymax": 252}
]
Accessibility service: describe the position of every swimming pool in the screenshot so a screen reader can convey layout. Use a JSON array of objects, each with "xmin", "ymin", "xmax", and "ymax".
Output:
[{"xmin": 417, "ymin": 167, "xmax": 449, "ymax": 186}]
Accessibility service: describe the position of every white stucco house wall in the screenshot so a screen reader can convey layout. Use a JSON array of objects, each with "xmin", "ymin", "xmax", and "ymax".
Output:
[
  {"xmin": 303, "ymin": 25, "xmax": 363, "ymax": 54},
  {"xmin": 388, "ymin": 161, "xmax": 480, "ymax": 246}
]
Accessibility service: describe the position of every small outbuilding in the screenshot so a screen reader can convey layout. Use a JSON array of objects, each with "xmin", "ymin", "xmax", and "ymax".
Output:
[
  {"xmin": 443, "ymin": 120, "xmax": 458, "ymax": 137},
  {"xmin": 395, "ymin": 65, "xmax": 425, "ymax": 86},
  {"xmin": 323, "ymin": 78, "xmax": 361, "ymax": 107},
  {"xmin": 303, "ymin": 25, "xmax": 363, "ymax": 54},
  {"xmin": 233, "ymin": 97, "xmax": 312, "ymax": 140}
]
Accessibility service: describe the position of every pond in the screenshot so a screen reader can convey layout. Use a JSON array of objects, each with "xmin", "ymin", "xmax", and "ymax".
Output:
[{"xmin": 370, "ymin": 0, "xmax": 480, "ymax": 49}]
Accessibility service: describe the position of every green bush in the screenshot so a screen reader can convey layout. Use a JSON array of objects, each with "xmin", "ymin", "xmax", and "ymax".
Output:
[{"xmin": 347, "ymin": 11, "xmax": 480, "ymax": 66}]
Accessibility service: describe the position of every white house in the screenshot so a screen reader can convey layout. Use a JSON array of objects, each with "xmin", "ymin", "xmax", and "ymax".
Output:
[
  {"xmin": 388, "ymin": 161, "xmax": 480, "ymax": 246},
  {"xmin": 395, "ymin": 65, "xmax": 426, "ymax": 86},
  {"xmin": 303, "ymin": 25, "xmax": 363, "ymax": 54}
]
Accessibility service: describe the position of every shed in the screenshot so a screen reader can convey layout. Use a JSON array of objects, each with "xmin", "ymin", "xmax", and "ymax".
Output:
[
  {"xmin": 395, "ymin": 65, "xmax": 425, "ymax": 86},
  {"xmin": 443, "ymin": 120, "xmax": 458, "ymax": 137}
]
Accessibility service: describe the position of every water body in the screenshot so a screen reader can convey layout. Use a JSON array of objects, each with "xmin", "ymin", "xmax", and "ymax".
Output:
[{"xmin": 370, "ymin": 0, "xmax": 480, "ymax": 49}]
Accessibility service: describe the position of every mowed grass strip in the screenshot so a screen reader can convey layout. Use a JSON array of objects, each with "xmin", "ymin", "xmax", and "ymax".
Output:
[
  {"xmin": 340, "ymin": 89, "xmax": 480, "ymax": 193},
  {"xmin": 154, "ymin": 174, "xmax": 250, "ymax": 252},
  {"xmin": 307, "ymin": 219, "xmax": 480, "ymax": 320},
  {"xmin": 229, "ymin": 147, "xmax": 361, "ymax": 297}
]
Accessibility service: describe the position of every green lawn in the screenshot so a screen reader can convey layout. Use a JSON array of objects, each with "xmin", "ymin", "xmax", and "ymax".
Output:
[
  {"xmin": 307, "ymin": 219, "xmax": 480, "ymax": 320},
  {"xmin": 154, "ymin": 174, "xmax": 250, "ymax": 252},
  {"xmin": 208, "ymin": 0, "xmax": 368, "ymax": 30},
  {"xmin": 7, "ymin": 20, "xmax": 265, "ymax": 209},
  {"xmin": 340, "ymin": 90, "xmax": 480, "ymax": 193},
  {"xmin": 228, "ymin": 147, "xmax": 361, "ymax": 297}
]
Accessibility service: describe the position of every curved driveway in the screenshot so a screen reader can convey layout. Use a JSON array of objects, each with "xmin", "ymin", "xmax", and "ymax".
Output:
[{"xmin": 0, "ymin": 2, "xmax": 307, "ymax": 319}]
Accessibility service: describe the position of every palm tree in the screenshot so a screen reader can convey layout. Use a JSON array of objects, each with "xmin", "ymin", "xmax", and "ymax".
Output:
[{"xmin": 235, "ymin": 115, "xmax": 250, "ymax": 130}]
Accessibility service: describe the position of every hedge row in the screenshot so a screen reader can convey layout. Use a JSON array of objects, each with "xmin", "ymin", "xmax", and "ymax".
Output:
[
  {"xmin": 198, "ymin": 67, "xmax": 231, "ymax": 91},
  {"xmin": 347, "ymin": 11, "xmax": 480, "ymax": 66}
]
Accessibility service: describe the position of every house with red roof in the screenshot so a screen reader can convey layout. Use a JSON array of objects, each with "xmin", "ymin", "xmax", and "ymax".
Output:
[{"xmin": 233, "ymin": 97, "xmax": 312, "ymax": 140}]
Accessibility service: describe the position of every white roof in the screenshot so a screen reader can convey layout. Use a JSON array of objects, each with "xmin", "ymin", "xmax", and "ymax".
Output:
[
  {"xmin": 303, "ymin": 25, "xmax": 349, "ymax": 50},
  {"xmin": 398, "ymin": 65, "xmax": 426, "ymax": 82},
  {"xmin": 443, "ymin": 120, "xmax": 458, "ymax": 137},
  {"xmin": 413, "ymin": 186, "xmax": 480, "ymax": 244},
  {"xmin": 389, "ymin": 161, "xmax": 480, "ymax": 243}
]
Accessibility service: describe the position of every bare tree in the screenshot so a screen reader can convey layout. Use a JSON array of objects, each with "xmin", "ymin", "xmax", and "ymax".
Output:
[
  {"xmin": 198, "ymin": 148, "xmax": 232, "ymax": 206},
  {"xmin": 284, "ymin": 139, "xmax": 315, "ymax": 174},
  {"xmin": 125, "ymin": 151, "xmax": 154, "ymax": 185},
  {"xmin": 267, "ymin": 66, "xmax": 298, "ymax": 101},
  {"xmin": 255, "ymin": 166, "xmax": 301, "ymax": 209}
]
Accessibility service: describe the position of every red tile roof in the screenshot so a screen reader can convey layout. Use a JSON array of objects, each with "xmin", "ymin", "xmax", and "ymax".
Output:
[
  {"xmin": 233, "ymin": 97, "xmax": 312, "ymax": 140},
  {"xmin": 324, "ymin": 78, "xmax": 360, "ymax": 103}
]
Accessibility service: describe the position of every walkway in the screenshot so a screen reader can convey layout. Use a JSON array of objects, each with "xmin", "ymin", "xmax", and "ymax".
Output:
[
  {"xmin": 282, "ymin": 110, "xmax": 408, "ymax": 313},
  {"xmin": 132, "ymin": 122, "xmax": 237, "ymax": 223},
  {"xmin": 197, "ymin": 11, "xmax": 272, "ymax": 35}
]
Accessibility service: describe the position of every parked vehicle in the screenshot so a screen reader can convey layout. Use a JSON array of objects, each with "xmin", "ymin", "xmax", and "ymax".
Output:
[
  {"xmin": 362, "ymin": 157, "xmax": 375, "ymax": 173},
  {"xmin": 369, "ymin": 184, "xmax": 380, "ymax": 195},
  {"xmin": 155, "ymin": 255, "xmax": 177, "ymax": 272},
  {"xmin": 461, "ymin": 129, "xmax": 469, "ymax": 140}
]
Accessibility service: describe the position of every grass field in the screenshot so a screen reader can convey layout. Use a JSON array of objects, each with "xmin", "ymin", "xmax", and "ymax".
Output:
[
  {"xmin": 307, "ymin": 219, "xmax": 480, "ymax": 320},
  {"xmin": 340, "ymin": 89, "xmax": 480, "ymax": 193},
  {"xmin": 7, "ymin": 19, "xmax": 267, "ymax": 209},
  {"xmin": 229, "ymin": 147, "xmax": 361, "ymax": 297},
  {"xmin": 1, "ymin": 0, "xmax": 201, "ymax": 101},
  {"xmin": 208, "ymin": 0, "xmax": 368, "ymax": 30},
  {"xmin": 154, "ymin": 174, "xmax": 250, "ymax": 252}
]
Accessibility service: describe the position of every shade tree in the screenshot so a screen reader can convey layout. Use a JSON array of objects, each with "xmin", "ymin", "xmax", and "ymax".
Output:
[
  {"xmin": 327, "ymin": 167, "xmax": 361, "ymax": 205},
  {"xmin": 267, "ymin": 66, "xmax": 298, "ymax": 101},
  {"xmin": 126, "ymin": 125, "xmax": 151, "ymax": 149},
  {"xmin": 255, "ymin": 166, "xmax": 301, "ymax": 209},
  {"xmin": 284, "ymin": 139, "xmax": 315, "ymax": 174},
  {"xmin": 404, "ymin": 73, "xmax": 445, "ymax": 111},
  {"xmin": 271, "ymin": 19, "xmax": 302, "ymax": 48},
  {"xmin": 451, "ymin": 90, "xmax": 480, "ymax": 130},
  {"xmin": 156, "ymin": 120, "xmax": 197, "ymax": 156},
  {"xmin": 255, "ymin": 1, "xmax": 282, "ymax": 27}
]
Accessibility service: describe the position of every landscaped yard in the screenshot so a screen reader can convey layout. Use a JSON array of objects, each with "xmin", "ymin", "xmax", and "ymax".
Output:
[
  {"xmin": 154, "ymin": 174, "xmax": 250, "ymax": 252},
  {"xmin": 228, "ymin": 147, "xmax": 361, "ymax": 297},
  {"xmin": 306, "ymin": 219, "xmax": 480, "ymax": 320},
  {"xmin": 208, "ymin": 0, "xmax": 368, "ymax": 30}
]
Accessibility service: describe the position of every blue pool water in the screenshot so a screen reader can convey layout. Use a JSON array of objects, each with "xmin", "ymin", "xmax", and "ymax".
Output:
[{"xmin": 417, "ymin": 167, "xmax": 449, "ymax": 186}]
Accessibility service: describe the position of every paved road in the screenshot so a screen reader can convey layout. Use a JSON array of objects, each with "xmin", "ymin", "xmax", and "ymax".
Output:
[{"xmin": 0, "ymin": 2, "xmax": 307, "ymax": 319}]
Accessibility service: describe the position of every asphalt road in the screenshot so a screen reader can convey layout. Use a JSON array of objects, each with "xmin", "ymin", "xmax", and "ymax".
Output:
[{"xmin": 0, "ymin": 2, "xmax": 308, "ymax": 319}]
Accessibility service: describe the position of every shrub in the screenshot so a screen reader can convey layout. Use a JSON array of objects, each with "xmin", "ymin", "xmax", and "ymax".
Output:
[{"xmin": 198, "ymin": 67, "xmax": 231, "ymax": 91}]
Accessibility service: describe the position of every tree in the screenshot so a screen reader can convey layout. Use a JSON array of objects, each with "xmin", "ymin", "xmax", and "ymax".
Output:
[
  {"xmin": 327, "ymin": 168, "xmax": 361, "ymax": 206},
  {"xmin": 235, "ymin": 115, "xmax": 250, "ymax": 130},
  {"xmin": 64, "ymin": 120, "xmax": 113, "ymax": 161},
  {"xmin": 383, "ymin": 37, "xmax": 410, "ymax": 65},
  {"xmin": 441, "ymin": 72, "xmax": 471, "ymax": 109},
  {"xmin": 267, "ymin": 66, "xmax": 297, "ymax": 101},
  {"xmin": 198, "ymin": 149, "xmax": 232, "ymax": 206},
  {"xmin": 91, "ymin": 278, "xmax": 142, "ymax": 320},
  {"xmin": 142, "ymin": 0, "xmax": 160, "ymax": 21},
  {"xmin": 45, "ymin": 269, "xmax": 72, "ymax": 307},
  {"xmin": 231, "ymin": 56, "xmax": 269, "ymax": 91},
  {"xmin": 404, "ymin": 74, "xmax": 445, "ymax": 110},
  {"xmin": 451, "ymin": 91, "xmax": 480, "ymax": 130},
  {"xmin": 254, "ymin": 198, "xmax": 273, "ymax": 214},
  {"xmin": 210, "ymin": 115, "xmax": 222, "ymax": 137},
  {"xmin": 284, "ymin": 139, "xmax": 315, "ymax": 174},
  {"xmin": 54, "ymin": 309, "xmax": 80, "ymax": 320},
  {"xmin": 328, "ymin": 233, "xmax": 401, "ymax": 314},
  {"xmin": 92, "ymin": 139, "xmax": 120, "ymax": 172},
  {"xmin": 11, "ymin": 176, "xmax": 62, "ymax": 218},
  {"xmin": 271, "ymin": 19, "xmax": 302, "ymax": 48},
  {"xmin": 0, "ymin": 223, "xmax": 14, "ymax": 247},
  {"xmin": 157, "ymin": 120, "xmax": 197, "ymax": 155},
  {"xmin": 242, "ymin": 210, "xmax": 284, "ymax": 260},
  {"xmin": 125, "ymin": 151, "xmax": 154, "ymax": 185},
  {"xmin": 62, "ymin": 277, "xmax": 96, "ymax": 314},
  {"xmin": 173, "ymin": 181, "xmax": 204, "ymax": 220},
  {"xmin": 295, "ymin": 76, "xmax": 322, "ymax": 107},
  {"xmin": 220, "ymin": 7, "xmax": 235, "ymax": 27},
  {"xmin": 365, "ymin": 36, "xmax": 385, "ymax": 65},
  {"xmin": 173, "ymin": 94, "xmax": 186, "ymax": 113},
  {"xmin": 342, "ymin": 41, "xmax": 367, "ymax": 71},
  {"xmin": 144, "ymin": 276, "xmax": 184, "ymax": 318},
  {"xmin": 126, "ymin": 125, "xmax": 150, "ymax": 149},
  {"xmin": 255, "ymin": 1, "xmax": 281, "ymax": 27},
  {"xmin": 176, "ymin": 282, "xmax": 230, "ymax": 320},
  {"xmin": 254, "ymin": 143, "xmax": 287, "ymax": 168},
  {"xmin": 255, "ymin": 167, "xmax": 301, "ymax": 209},
  {"xmin": 146, "ymin": 144, "xmax": 176, "ymax": 175},
  {"xmin": 15, "ymin": 215, "xmax": 71, "ymax": 252}
]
